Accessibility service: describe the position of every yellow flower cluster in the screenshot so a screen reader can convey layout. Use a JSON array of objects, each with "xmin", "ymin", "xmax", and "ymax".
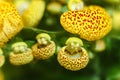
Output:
[
  {"xmin": 5, "ymin": 33, "xmax": 88, "ymax": 71},
  {"xmin": 0, "ymin": 1, "xmax": 91, "ymax": 71}
]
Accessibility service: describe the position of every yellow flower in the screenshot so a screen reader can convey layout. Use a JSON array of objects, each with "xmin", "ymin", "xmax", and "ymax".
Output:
[
  {"xmin": 9, "ymin": 42, "xmax": 33, "ymax": 65},
  {"xmin": 60, "ymin": 5, "xmax": 112, "ymax": 41},
  {"xmin": 0, "ymin": 1, "xmax": 23, "ymax": 47},
  {"xmin": 32, "ymin": 33, "xmax": 56, "ymax": 60},
  {"xmin": 57, "ymin": 37, "xmax": 89, "ymax": 71}
]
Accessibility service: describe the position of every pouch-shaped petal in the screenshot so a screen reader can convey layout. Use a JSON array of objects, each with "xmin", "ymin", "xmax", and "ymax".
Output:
[{"xmin": 60, "ymin": 5, "xmax": 112, "ymax": 41}]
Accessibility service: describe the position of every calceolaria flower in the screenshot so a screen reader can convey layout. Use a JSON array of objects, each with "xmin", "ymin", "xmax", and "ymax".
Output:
[
  {"xmin": 9, "ymin": 42, "xmax": 33, "ymax": 65},
  {"xmin": 0, "ymin": 48, "xmax": 5, "ymax": 67},
  {"xmin": 16, "ymin": 0, "xmax": 45, "ymax": 27},
  {"xmin": 60, "ymin": 5, "xmax": 112, "ymax": 41},
  {"xmin": 0, "ymin": 1, "xmax": 23, "ymax": 47},
  {"xmin": 68, "ymin": 0, "xmax": 84, "ymax": 11},
  {"xmin": 32, "ymin": 33, "xmax": 56, "ymax": 60},
  {"xmin": 57, "ymin": 37, "xmax": 89, "ymax": 71}
]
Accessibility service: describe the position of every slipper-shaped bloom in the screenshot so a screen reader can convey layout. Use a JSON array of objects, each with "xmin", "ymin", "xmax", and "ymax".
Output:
[
  {"xmin": 9, "ymin": 42, "xmax": 33, "ymax": 65},
  {"xmin": 57, "ymin": 37, "xmax": 89, "ymax": 71},
  {"xmin": 32, "ymin": 33, "xmax": 56, "ymax": 60},
  {"xmin": 60, "ymin": 5, "xmax": 112, "ymax": 41}
]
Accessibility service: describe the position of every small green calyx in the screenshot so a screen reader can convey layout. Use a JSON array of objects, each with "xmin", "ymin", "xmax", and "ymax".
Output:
[
  {"xmin": 12, "ymin": 42, "xmax": 28, "ymax": 54},
  {"xmin": 36, "ymin": 33, "xmax": 51, "ymax": 46},
  {"xmin": 65, "ymin": 37, "xmax": 83, "ymax": 55}
]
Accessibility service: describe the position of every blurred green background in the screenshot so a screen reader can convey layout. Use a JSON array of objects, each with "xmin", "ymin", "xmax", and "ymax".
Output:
[{"xmin": 1, "ymin": 0, "xmax": 120, "ymax": 80}]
